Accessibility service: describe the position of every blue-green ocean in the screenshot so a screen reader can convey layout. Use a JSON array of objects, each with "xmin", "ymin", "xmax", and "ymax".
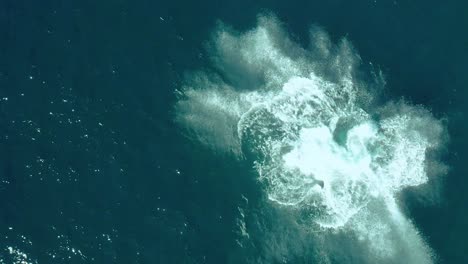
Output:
[{"xmin": 0, "ymin": 0, "xmax": 467, "ymax": 263}]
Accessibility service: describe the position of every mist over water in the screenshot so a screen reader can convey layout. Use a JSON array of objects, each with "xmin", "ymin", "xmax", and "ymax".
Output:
[{"xmin": 176, "ymin": 15, "xmax": 447, "ymax": 263}]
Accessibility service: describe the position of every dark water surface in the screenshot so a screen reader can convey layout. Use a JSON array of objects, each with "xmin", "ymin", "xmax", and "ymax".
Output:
[{"xmin": 0, "ymin": 0, "xmax": 467, "ymax": 263}]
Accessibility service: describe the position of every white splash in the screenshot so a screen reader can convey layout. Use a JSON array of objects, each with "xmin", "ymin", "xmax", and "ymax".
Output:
[{"xmin": 175, "ymin": 15, "xmax": 446, "ymax": 263}]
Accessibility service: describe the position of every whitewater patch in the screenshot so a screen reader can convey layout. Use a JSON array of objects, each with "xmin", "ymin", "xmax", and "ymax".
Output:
[{"xmin": 175, "ymin": 15, "xmax": 446, "ymax": 263}]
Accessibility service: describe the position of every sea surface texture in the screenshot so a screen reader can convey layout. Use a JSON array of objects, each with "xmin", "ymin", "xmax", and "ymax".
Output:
[{"xmin": 0, "ymin": 1, "xmax": 467, "ymax": 264}]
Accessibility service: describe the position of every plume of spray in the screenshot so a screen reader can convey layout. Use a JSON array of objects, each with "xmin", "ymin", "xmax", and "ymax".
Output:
[{"xmin": 175, "ymin": 14, "xmax": 447, "ymax": 263}]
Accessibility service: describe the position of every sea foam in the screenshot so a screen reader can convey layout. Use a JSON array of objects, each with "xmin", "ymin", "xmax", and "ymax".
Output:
[{"xmin": 175, "ymin": 15, "xmax": 446, "ymax": 263}]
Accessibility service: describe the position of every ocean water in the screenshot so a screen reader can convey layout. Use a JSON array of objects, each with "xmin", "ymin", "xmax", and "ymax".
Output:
[{"xmin": 0, "ymin": 0, "xmax": 467, "ymax": 263}]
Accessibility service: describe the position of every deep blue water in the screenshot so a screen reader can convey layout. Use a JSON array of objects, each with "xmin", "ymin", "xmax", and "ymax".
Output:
[{"xmin": 0, "ymin": 0, "xmax": 467, "ymax": 263}]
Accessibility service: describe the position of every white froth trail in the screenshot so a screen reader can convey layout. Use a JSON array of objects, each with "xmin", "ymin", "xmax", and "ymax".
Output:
[{"xmin": 175, "ymin": 15, "xmax": 446, "ymax": 263}]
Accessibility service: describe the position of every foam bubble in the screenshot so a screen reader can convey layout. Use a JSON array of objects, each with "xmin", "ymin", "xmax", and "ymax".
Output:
[{"xmin": 175, "ymin": 14, "xmax": 446, "ymax": 263}]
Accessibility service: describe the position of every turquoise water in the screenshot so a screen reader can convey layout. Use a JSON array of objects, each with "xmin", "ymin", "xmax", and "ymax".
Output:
[{"xmin": 0, "ymin": 0, "xmax": 467, "ymax": 263}]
